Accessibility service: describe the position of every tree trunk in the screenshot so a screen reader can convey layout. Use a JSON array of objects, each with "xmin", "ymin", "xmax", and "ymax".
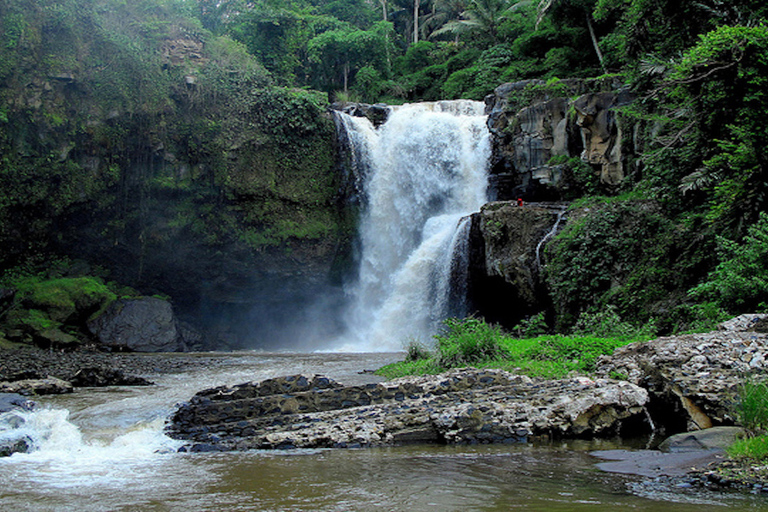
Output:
[
  {"xmin": 343, "ymin": 61, "xmax": 349, "ymax": 93},
  {"xmin": 413, "ymin": 0, "xmax": 419, "ymax": 44},
  {"xmin": 586, "ymin": 13, "xmax": 606, "ymax": 73},
  {"xmin": 380, "ymin": 0, "xmax": 387, "ymax": 21}
]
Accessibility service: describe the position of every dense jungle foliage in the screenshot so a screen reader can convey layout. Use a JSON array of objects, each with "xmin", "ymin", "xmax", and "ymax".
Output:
[{"xmin": 1, "ymin": 0, "xmax": 768, "ymax": 347}]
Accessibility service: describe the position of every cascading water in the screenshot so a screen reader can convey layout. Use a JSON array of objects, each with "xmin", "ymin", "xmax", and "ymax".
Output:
[{"xmin": 336, "ymin": 101, "xmax": 491, "ymax": 351}]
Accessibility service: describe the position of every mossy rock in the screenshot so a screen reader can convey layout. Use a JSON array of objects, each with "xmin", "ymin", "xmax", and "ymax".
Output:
[
  {"xmin": 2, "ymin": 277, "xmax": 116, "ymax": 347},
  {"xmin": 17, "ymin": 277, "xmax": 117, "ymax": 323}
]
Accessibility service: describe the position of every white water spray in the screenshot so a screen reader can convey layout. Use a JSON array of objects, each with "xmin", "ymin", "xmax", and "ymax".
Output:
[{"xmin": 337, "ymin": 101, "xmax": 490, "ymax": 351}]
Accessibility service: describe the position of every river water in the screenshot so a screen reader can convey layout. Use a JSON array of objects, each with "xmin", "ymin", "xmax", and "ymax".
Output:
[{"xmin": 1, "ymin": 352, "xmax": 767, "ymax": 511}]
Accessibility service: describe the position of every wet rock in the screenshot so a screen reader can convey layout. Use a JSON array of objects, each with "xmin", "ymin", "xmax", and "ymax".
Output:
[
  {"xmin": 332, "ymin": 102, "xmax": 390, "ymax": 127},
  {"xmin": 0, "ymin": 393, "xmax": 35, "ymax": 413},
  {"xmin": 659, "ymin": 426, "xmax": 745, "ymax": 453},
  {"xmin": 167, "ymin": 368, "xmax": 650, "ymax": 451},
  {"xmin": 70, "ymin": 367, "xmax": 153, "ymax": 387},
  {"xmin": 595, "ymin": 326, "xmax": 768, "ymax": 432},
  {"xmin": 467, "ymin": 202, "xmax": 566, "ymax": 326},
  {"xmin": 0, "ymin": 377, "xmax": 73, "ymax": 395},
  {"xmin": 87, "ymin": 297, "xmax": 184, "ymax": 352}
]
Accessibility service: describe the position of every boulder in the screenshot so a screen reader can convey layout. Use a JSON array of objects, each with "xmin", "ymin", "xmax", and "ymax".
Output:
[
  {"xmin": 87, "ymin": 297, "xmax": 184, "ymax": 352},
  {"xmin": 658, "ymin": 426, "xmax": 745, "ymax": 453},
  {"xmin": 0, "ymin": 377, "xmax": 73, "ymax": 395},
  {"xmin": 167, "ymin": 368, "xmax": 650, "ymax": 451},
  {"xmin": 70, "ymin": 367, "xmax": 153, "ymax": 387},
  {"xmin": 595, "ymin": 329, "xmax": 768, "ymax": 432}
]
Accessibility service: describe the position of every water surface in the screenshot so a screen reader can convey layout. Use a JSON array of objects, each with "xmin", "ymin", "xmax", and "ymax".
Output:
[{"xmin": 1, "ymin": 352, "xmax": 766, "ymax": 511}]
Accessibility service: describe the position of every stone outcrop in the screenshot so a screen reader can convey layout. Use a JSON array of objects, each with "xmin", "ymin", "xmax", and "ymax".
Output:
[
  {"xmin": 70, "ymin": 367, "xmax": 153, "ymax": 387},
  {"xmin": 595, "ymin": 318, "xmax": 768, "ymax": 432},
  {"xmin": 468, "ymin": 202, "xmax": 566, "ymax": 327},
  {"xmin": 167, "ymin": 369, "xmax": 650, "ymax": 451},
  {"xmin": 87, "ymin": 297, "xmax": 185, "ymax": 352},
  {"xmin": 332, "ymin": 102, "xmax": 390, "ymax": 127},
  {"xmin": 485, "ymin": 80, "xmax": 635, "ymax": 200},
  {"xmin": 0, "ymin": 377, "xmax": 73, "ymax": 396}
]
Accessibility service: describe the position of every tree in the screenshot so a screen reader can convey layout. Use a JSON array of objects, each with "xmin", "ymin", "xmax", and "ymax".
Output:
[
  {"xmin": 657, "ymin": 25, "xmax": 768, "ymax": 231},
  {"xmin": 307, "ymin": 21, "xmax": 393, "ymax": 93},
  {"xmin": 536, "ymin": 0, "xmax": 606, "ymax": 71},
  {"xmin": 431, "ymin": 0, "xmax": 519, "ymax": 45}
]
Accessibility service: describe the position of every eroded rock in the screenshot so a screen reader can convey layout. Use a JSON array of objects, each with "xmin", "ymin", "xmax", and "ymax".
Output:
[
  {"xmin": 484, "ymin": 80, "xmax": 634, "ymax": 200},
  {"xmin": 167, "ymin": 369, "xmax": 650, "ymax": 451},
  {"xmin": 595, "ymin": 330, "xmax": 768, "ymax": 432}
]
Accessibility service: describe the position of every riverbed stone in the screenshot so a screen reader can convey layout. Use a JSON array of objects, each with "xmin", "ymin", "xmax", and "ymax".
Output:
[
  {"xmin": 658, "ymin": 426, "xmax": 746, "ymax": 453},
  {"xmin": 87, "ymin": 297, "xmax": 184, "ymax": 352},
  {"xmin": 167, "ymin": 368, "xmax": 650, "ymax": 451}
]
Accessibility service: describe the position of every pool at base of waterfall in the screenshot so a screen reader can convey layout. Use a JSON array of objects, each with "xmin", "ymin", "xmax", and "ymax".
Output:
[{"xmin": 0, "ymin": 352, "xmax": 765, "ymax": 512}]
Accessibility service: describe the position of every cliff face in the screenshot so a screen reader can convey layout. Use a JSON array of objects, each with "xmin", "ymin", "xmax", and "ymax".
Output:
[
  {"xmin": 0, "ymin": 1, "xmax": 348, "ymax": 348},
  {"xmin": 484, "ymin": 80, "xmax": 636, "ymax": 200},
  {"xmin": 467, "ymin": 202, "xmax": 565, "ymax": 328}
]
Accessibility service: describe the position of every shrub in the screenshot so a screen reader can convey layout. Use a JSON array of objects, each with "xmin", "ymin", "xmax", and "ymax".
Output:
[
  {"xmin": 736, "ymin": 377, "xmax": 768, "ymax": 433},
  {"xmin": 404, "ymin": 339, "xmax": 431, "ymax": 362},
  {"xmin": 727, "ymin": 435, "xmax": 768, "ymax": 462},
  {"xmin": 435, "ymin": 317, "xmax": 506, "ymax": 367},
  {"xmin": 689, "ymin": 212, "xmax": 768, "ymax": 313}
]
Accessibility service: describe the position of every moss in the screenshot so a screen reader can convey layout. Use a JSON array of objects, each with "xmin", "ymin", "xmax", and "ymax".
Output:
[{"xmin": 12, "ymin": 276, "xmax": 116, "ymax": 322}]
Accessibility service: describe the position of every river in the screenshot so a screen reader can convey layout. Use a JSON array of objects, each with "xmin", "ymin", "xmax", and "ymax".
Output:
[{"xmin": 1, "ymin": 352, "xmax": 766, "ymax": 511}]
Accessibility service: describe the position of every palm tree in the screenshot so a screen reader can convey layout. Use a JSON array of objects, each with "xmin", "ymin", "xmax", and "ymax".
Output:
[
  {"xmin": 431, "ymin": 0, "xmax": 522, "ymax": 45},
  {"xmin": 421, "ymin": 0, "xmax": 467, "ymax": 41}
]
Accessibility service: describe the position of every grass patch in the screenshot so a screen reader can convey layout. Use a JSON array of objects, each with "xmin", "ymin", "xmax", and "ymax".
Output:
[
  {"xmin": 725, "ymin": 376, "xmax": 768, "ymax": 463},
  {"xmin": 736, "ymin": 377, "xmax": 768, "ymax": 432},
  {"xmin": 727, "ymin": 435, "xmax": 768, "ymax": 461},
  {"xmin": 376, "ymin": 317, "xmax": 646, "ymax": 380}
]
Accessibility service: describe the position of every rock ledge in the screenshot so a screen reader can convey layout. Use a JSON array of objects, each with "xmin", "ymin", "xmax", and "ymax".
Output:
[{"xmin": 167, "ymin": 368, "xmax": 650, "ymax": 451}]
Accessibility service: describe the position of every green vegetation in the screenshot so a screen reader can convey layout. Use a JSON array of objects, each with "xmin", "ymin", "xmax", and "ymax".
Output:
[
  {"xmin": 377, "ymin": 317, "xmax": 647, "ymax": 379},
  {"xmin": 1, "ymin": 0, "xmax": 768, "ymax": 352},
  {"xmin": 727, "ymin": 378, "xmax": 768, "ymax": 462},
  {"xmin": 0, "ymin": 265, "xmax": 125, "ymax": 347}
]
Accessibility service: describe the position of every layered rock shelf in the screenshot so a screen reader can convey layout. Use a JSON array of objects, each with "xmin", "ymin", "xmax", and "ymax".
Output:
[
  {"xmin": 595, "ymin": 314, "xmax": 768, "ymax": 432},
  {"xmin": 166, "ymin": 369, "xmax": 650, "ymax": 451}
]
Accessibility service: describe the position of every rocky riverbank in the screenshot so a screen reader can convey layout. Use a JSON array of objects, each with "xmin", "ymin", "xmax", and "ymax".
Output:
[{"xmin": 0, "ymin": 347, "xmax": 226, "ymax": 394}]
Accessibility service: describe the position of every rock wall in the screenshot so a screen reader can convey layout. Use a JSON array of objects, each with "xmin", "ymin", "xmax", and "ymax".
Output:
[
  {"xmin": 0, "ymin": 3, "xmax": 349, "ymax": 349},
  {"xmin": 467, "ymin": 201, "xmax": 566, "ymax": 328},
  {"xmin": 485, "ymin": 80, "xmax": 635, "ymax": 200}
]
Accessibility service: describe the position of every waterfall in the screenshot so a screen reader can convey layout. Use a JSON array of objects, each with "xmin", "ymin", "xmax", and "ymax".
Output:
[
  {"xmin": 335, "ymin": 101, "xmax": 490, "ymax": 351},
  {"xmin": 535, "ymin": 207, "xmax": 567, "ymax": 270}
]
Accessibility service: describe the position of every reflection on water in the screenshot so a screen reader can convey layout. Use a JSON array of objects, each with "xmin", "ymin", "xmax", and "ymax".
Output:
[{"xmin": 0, "ymin": 352, "xmax": 766, "ymax": 511}]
